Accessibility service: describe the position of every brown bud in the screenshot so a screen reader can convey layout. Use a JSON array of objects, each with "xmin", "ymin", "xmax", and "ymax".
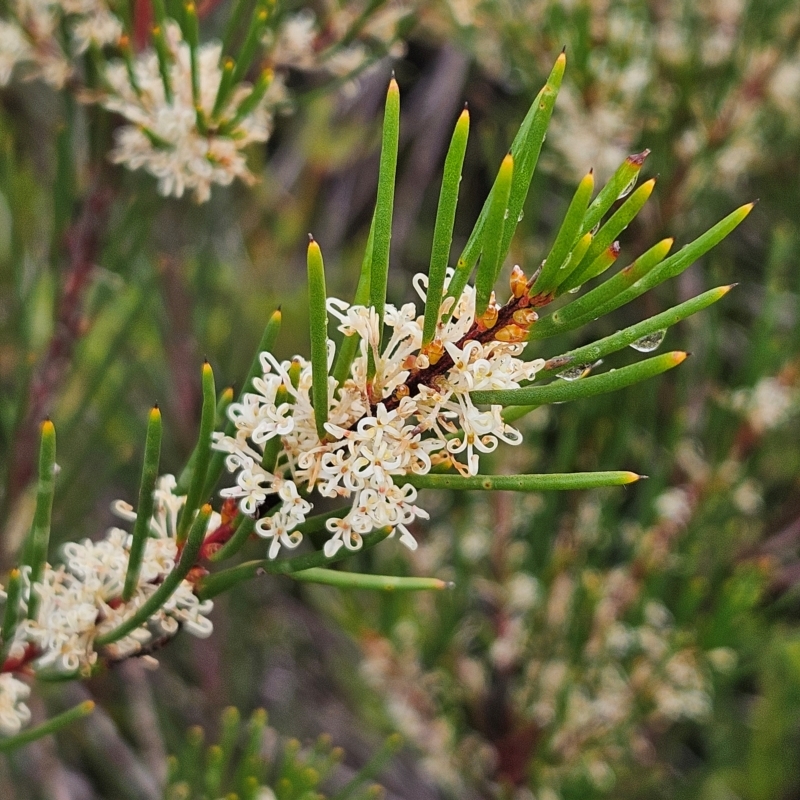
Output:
[
  {"xmin": 476, "ymin": 292, "xmax": 499, "ymax": 331},
  {"xmin": 510, "ymin": 265, "xmax": 527, "ymax": 298},
  {"xmin": 424, "ymin": 338, "xmax": 445, "ymax": 365},
  {"xmin": 494, "ymin": 324, "xmax": 528, "ymax": 343},
  {"xmin": 393, "ymin": 384, "xmax": 410, "ymax": 399},
  {"xmin": 512, "ymin": 308, "xmax": 538, "ymax": 327}
]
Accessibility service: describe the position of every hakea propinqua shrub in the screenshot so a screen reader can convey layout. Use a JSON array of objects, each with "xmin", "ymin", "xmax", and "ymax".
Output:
[
  {"xmin": 0, "ymin": 53, "xmax": 750, "ymax": 751},
  {"xmin": 212, "ymin": 54, "xmax": 751, "ymax": 563}
]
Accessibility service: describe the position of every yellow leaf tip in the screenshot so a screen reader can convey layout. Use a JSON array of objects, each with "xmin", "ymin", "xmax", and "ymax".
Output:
[
  {"xmin": 80, "ymin": 701, "xmax": 96, "ymax": 713},
  {"xmin": 671, "ymin": 351, "xmax": 690, "ymax": 365},
  {"xmin": 41, "ymin": 418, "xmax": 55, "ymax": 435},
  {"xmin": 740, "ymin": 200, "xmax": 757, "ymax": 215}
]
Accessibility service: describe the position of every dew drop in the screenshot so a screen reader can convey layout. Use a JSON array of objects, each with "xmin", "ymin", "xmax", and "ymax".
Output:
[
  {"xmin": 568, "ymin": 285, "xmax": 582, "ymax": 294},
  {"xmin": 557, "ymin": 363, "xmax": 593, "ymax": 381},
  {"xmin": 517, "ymin": 211, "xmax": 524, "ymax": 222},
  {"xmin": 617, "ymin": 174, "xmax": 639, "ymax": 200},
  {"xmin": 504, "ymin": 209, "xmax": 510, "ymax": 220},
  {"xmin": 629, "ymin": 329, "xmax": 666, "ymax": 353}
]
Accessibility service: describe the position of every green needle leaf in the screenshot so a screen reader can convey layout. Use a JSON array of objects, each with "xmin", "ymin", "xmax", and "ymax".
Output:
[
  {"xmin": 528, "ymin": 238, "xmax": 674, "ymax": 340},
  {"xmin": 290, "ymin": 568, "xmax": 449, "ymax": 592},
  {"xmin": 231, "ymin": 8, "xmax": 268, "ymax": 84},
  {"xmin": 561, "ymin": 177, "xmax": 656, "ymax": 293},
  {"xmin": 332, "ymin": 216, "xmax": 374, "ymax": 388},
  {"xmin": 422, "ymin": 107, "xmax": 470, "ymax": 345},
  {"xmin": 123, "ymin": 405, "xmax": 163, "ymax": 601},
  {"xmin": 25, "ymin": 419, "xmax": 57, "ymax": 621},
  {"xmin": 211, "ymin": 57, "xmax": 236, "ymax": 119},
  {"xmin": 472, "ymin": 350, "xmax": 688, "ymax": 407},
  {"xmin": 534, "ymin": 202, "xmax": 754, "ymax": 340},
  {"xmin": 397, "ymin": 471, "xmax": 642, "ymax": 491},
  {"xmin": 152, "ymin": 25, "xmax": 173, "ymax": 104},
  {"xmin": 445, "ymin": 52, "xmax": 566, "ymax": 311},
  {"xmin": 207, "ymin": 513, "xmax": 256, "ymax": 563},
  {"xmin": 220, "ymin": 68, "xmax": 273, "ymax": 133},
  {"xmin": 184, "ymin": 2, "xmax": 200, "ymax": 106},
  {"xmin": 1, "ymin": 569, "xmax": 22, "ymax": 657},
  {"xmin": 0, "ymin": 701, "xmax": 95, "ymax": 753},
  {"xmin": 308, "ymin": 236, "xmax": 330, "ymax": 440},
  {"xmin": 201, "ymin": 386, "xmax": 236, "ymax": 499},
  {"xmin": 197, "ymin": 527, "xmax": 393, "ymax": 600},
  {"xmin": 96, "ymin": 505, "xmax": 213, "ymax": 647},
  {"xmin": 532, "ymin": 169, "xmax": 595, "ymax": 296},
  {"xmin": 540, "ymin": 285, "xmax": 735, "ymax": 375},
  {"xmin": 369, "ymin": 77, "xmax": 401, "ymax": 361},
  {"xmin": 474, "ymin": 153, "xmax": 514, "ymax": 317},
  {"xmin": 178, "ymin": 362, "xmax": 216, "ymax": 544},
  {"xmin": 580, "ymin": 150, "xmax": 649, "ymax": 236}
]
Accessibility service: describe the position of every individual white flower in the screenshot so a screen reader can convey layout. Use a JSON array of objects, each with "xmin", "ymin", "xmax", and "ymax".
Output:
[
  {"xmin": 0, "ymin": 674, "xmax": 32, "ymax": 736},
  {"xmin": 0, "ymin": 21, "xmax": 32, "ymax": 86}
]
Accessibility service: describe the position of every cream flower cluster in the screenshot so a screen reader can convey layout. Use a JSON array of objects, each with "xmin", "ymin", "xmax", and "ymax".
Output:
[
  {"xmin": 214, "ymin": 275, "xmax": 544, "ymax": 560},
  {"xmin": 0, "ymin": 0, "xmax": 121, "ymax": 88},
  {"xmin": 102, "ymin": 22, "xmax": 274, "ymax": 203},
  {"xmin": 1, "ymin": 476, "xmax": 214, "ymax": 681}
]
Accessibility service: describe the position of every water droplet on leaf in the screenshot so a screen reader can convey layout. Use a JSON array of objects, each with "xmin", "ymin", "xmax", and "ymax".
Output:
[
  {"xmin": 617, "ymin": 174, "xmax": 639, "ymax": 200},
  {"xmin": 568, "ymin": 285, "xmax": 582, "ymax": 294},
  {"xmin": 557, "ymin": 363, "xmax": 593, "ymax": 381},
  {"xmin": 517, "ymin": 211, "xmax": 524, "ymax": 222},
  {"xmin": 629, "ymin": 329, "xmax": 666, "ymax": 353}
]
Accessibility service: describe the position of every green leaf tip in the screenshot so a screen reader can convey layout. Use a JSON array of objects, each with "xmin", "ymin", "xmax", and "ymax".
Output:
[
  {"xmin": 368, "ymin": 75, "xmax": 401, "ymax": 365},
  {"xmin": 307, "ymin": 235, "xmax": 329, "ymax": 440},
  {"xmin": 422, "ymin": 104, "xmax": 471, "ymax": 345},
  {"xmin": 475, "ymin": 350, "xmax": 688, "ymax": 407}
]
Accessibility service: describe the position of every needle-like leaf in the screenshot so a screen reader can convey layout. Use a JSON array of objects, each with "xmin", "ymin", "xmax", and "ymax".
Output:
[
  {"xmin": 532, "ymin": 170, "xmax": 595, "ymax": 296},
  {"xmin": 25, "ymin": 419, "xmax": 56, "ymax": 621},
  {"xmin": 398, "ymin": 471, "xmax": 642, "ymax": 491},
  {"xmin": 369, "ymin": 77, "xmax": 401, "ymax": 364},
  {"xmin": 0, "ymin": 701, "xmax": 95, "ymax": 753},
  {"xmin": 473, "ymin": 351, "xmax": 688, "ymax": 407},
  {"xmin": 308, "ymin": 236, "xmax": 329, "ymax": 439},
  {"xmin": 474, "ymin": 153, "xmax": 514, "ymax": 316},
  {"xmin": 177, "ymin": 363, "xmax": 216, "ymax": 544},
  {"xmin": 445, "ymin": 52, "xmax": 566, "ymax": 311},
  {"xmin": 290, "ymin": 568, "xmax": 449, "ymax": 592},
  {"xmin": 123, "ymin": 405, "xmax": 162, "ymax": 601},
  {"xmin": 422, "ymin": 107, "xmax": 470, "ymax": 345},
  {"xmin": 539, "ymin": 285, "xmax": 734, "ymax": 375}
]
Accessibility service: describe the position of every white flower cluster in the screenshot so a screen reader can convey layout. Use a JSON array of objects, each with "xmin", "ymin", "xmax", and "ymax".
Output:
[
  {"xmin": 214, "ymin": 274, "xmax": 544, "ymax": 560},
  {"xmin": 1, "ymin": 476, "xmax": 214, "ymax": 683},
  {"xmin": 0, "ymin": 0, "xmax": 121, "ymax": 88},
  {"xmin": 102, "ymin": 22, "xmax": 274, "ymax": 203}
]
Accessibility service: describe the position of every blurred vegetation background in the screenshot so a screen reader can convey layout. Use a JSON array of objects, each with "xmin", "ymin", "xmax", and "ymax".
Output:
[{"xmin": 1, "ymin": 0, "xmax": 799, "ymax": 797}]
